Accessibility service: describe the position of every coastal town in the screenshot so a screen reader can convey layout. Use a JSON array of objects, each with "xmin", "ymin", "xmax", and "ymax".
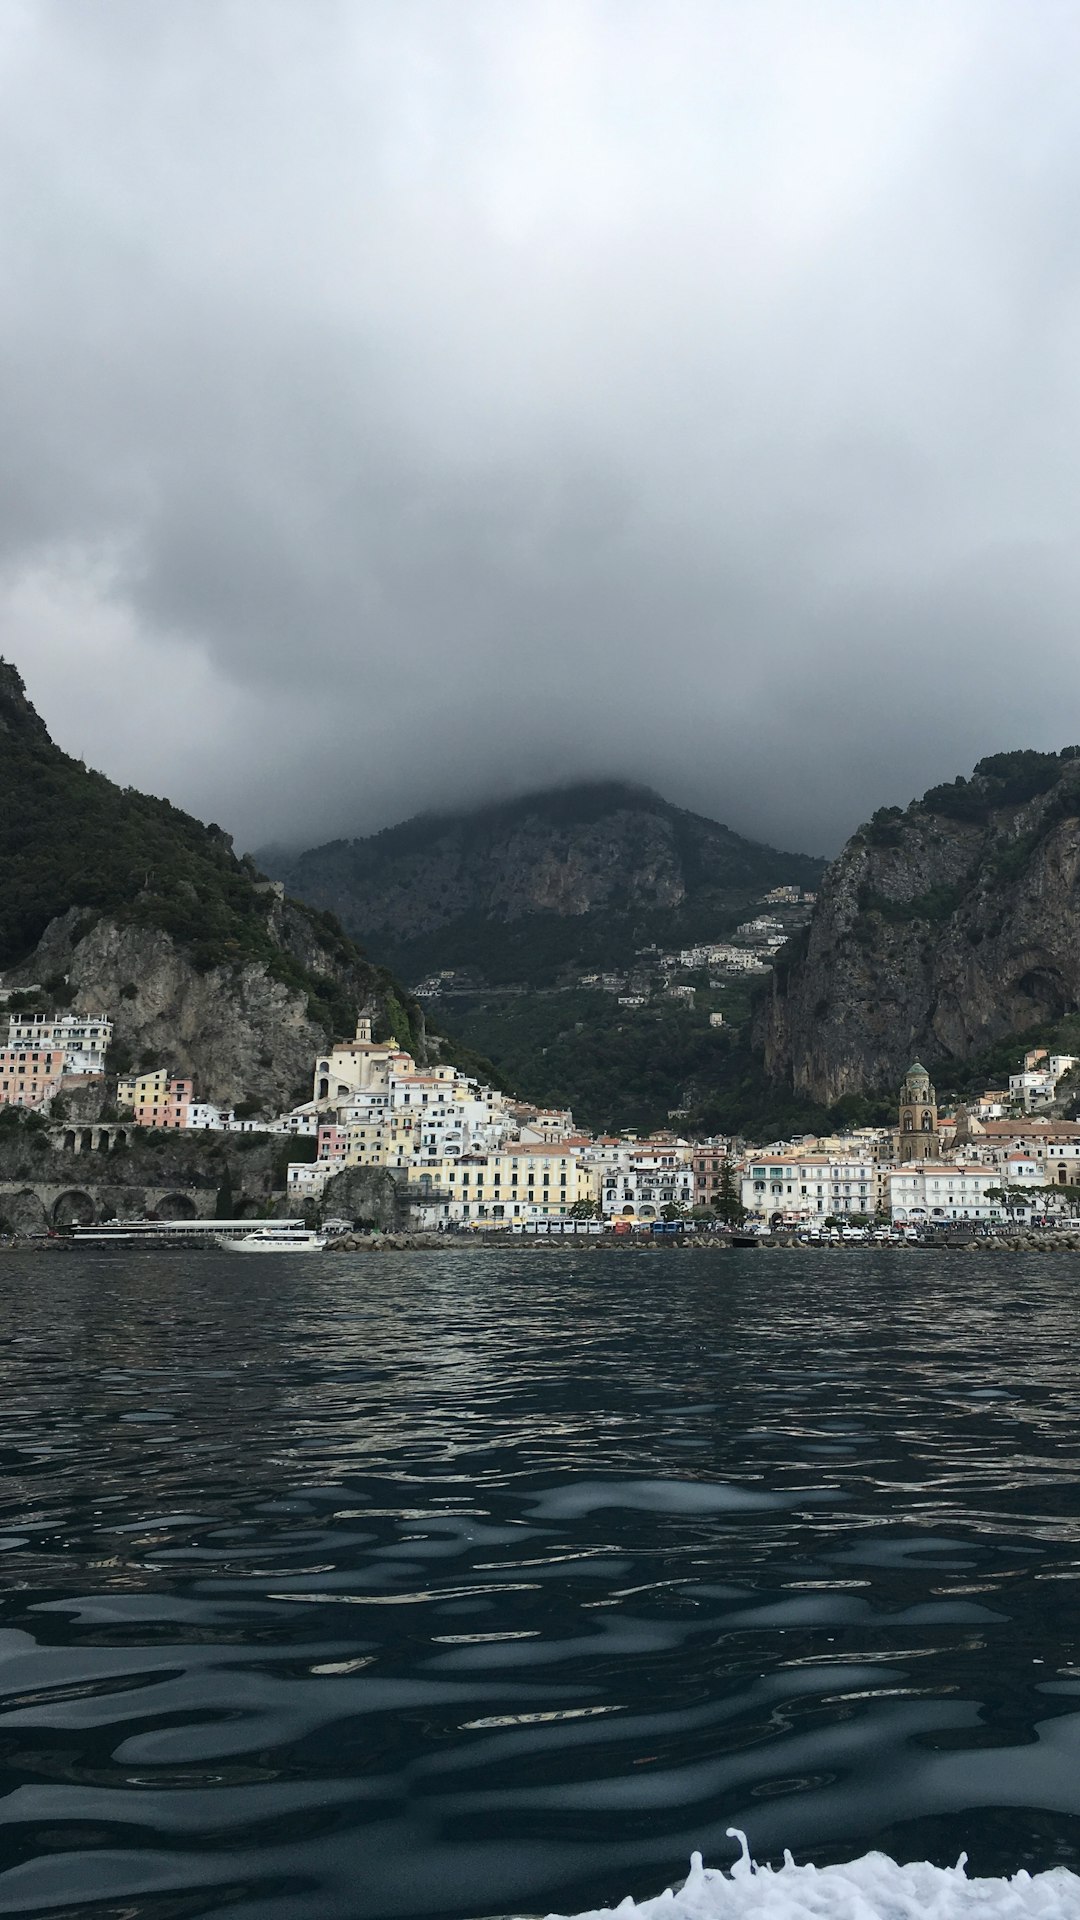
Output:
[{"xmin": 3, "ymin": 993, "xmax": 1079, "ymax": 1236}]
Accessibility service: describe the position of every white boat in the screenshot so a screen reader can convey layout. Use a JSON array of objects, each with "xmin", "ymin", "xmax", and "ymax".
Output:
[{"xmin": 222, "ymin": 1227, "xmax": 328, "ymax": 1253}]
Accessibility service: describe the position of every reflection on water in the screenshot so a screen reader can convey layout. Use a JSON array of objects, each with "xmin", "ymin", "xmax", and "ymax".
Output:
[{"xmin": 0, "ymin": 1248, "xmax": 1078, "ymax": 1918}]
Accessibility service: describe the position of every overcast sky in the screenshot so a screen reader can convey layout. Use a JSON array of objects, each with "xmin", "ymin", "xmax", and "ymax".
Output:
[{"xmin": 4, "ymin": 1, "xmax": 1080, "ymax": 857}]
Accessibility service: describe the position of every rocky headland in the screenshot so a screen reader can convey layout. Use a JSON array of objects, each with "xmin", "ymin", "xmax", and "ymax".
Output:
[{"xmin": 759, "ymin": 749, "xmax": 1080, "ymax": 1102}]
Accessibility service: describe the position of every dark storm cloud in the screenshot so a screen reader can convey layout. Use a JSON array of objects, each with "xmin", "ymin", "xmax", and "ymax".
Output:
[{"xmin": 4, "ymin": 0, "xmax": 1080, "ymax": 855}]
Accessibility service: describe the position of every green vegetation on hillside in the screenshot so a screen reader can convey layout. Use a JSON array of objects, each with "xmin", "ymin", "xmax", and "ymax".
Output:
[
  {"xmin": 443, "ymin": 990, "xmax": 728, "ymax": 1133},
  {"xmin": 919, "ymin": 748, "xmax": 1080, "ymax": 822},
  {"xmin": 0, "ymin": 662, "xmax": 417, "ymax": 1045},
  {"xmin": 439, "ymin": 982, "xmax": 880, "ymax": 1138},
  {"xmin": 0, "ymin": 662, "xmax": 263, "ymax": 967}
]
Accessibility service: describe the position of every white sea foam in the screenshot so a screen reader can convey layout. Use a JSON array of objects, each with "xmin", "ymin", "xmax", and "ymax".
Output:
[{"xmin": 545, "ymin": 1835, "xmax": 1080, "ymax": 1920}]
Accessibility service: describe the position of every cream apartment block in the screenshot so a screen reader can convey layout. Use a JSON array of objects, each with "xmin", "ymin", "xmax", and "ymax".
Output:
[
  {"xmin": 408, "ymin": 1144, "xmax": 592, "ymax": 1224},
  {"xmin": 741, "ymin": 1154, "xmax": 876, "ymax": 1222}
]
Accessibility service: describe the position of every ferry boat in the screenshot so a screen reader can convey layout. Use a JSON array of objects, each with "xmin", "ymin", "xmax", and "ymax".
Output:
[
  {"xmin": 70, "ymin": 1219, "xmax": 322, "ymax": 1247},
  {"xmin": 223, "ymin": 1226, "xmax": 327, "ymax": 1253}
]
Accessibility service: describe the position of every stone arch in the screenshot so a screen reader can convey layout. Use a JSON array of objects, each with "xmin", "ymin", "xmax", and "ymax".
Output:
[
  {"xmin": 7, "ymin": 1188, "xmax": 47, "ymax": 1234},
  {"xmin": 317, "ymin": 1077, "xmax": 329, "ymax": 1101},
  {"xmin": 151, "ymin": 1192, "xmax": 198, "ymax": 1221},
  {"xmin": 95, "ymin": 1129, "xmax": 111, "ymax": 1152},
  {"xmin": 638, "ymin": 1204, "xmax": 657, "ymax": 1219},
  {"xmin": 80, "ymin": 1129, "xmax": 94, "ymax": 1153},
  {"xmin": 63, "ymin": 1129, "xmax": 76, "ymax": 1153},
  {"xmin": 53, "ymin": 1190, "xmax": 95, "ymax": 1228}
]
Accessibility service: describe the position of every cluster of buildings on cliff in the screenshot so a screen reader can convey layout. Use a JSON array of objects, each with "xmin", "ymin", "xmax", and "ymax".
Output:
[
  {"xmin": 2, "ymin": 996, "xmax": 1079, "ymax": 1229},
  {"xmin": 413, "ymin": 887, "xmax": 817, "ymax": 1003}
]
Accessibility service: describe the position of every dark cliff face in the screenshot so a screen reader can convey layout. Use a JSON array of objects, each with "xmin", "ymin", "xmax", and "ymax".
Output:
[
  {"xmin": 267, "ymin": 782, "xmax": 824, "ymax": 951},
  {"xmin": 0, "ymin": 661, "xmax": 424, "ymax": 1103},
  {"xmin": 760, "ymin": 750, "xmax": 1080, "ymax": 1102}
]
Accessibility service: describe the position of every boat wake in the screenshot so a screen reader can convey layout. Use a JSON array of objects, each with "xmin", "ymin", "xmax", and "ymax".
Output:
[{"xmin": 546, "ymin": 1834, "xmax": 1080, "ymax": 1919}]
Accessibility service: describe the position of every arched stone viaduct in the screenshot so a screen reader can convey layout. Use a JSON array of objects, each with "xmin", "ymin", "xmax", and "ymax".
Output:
[
  {"xmin": 0, "ymin": 1125, "xmax": 286, "ymax": 1235},
  {"xmin": 1, "ymin": 1183, "xmax": 270, "ymax": 1233},
  {"xmin": 50, "ymin": 1123, "xmax": 133, "ymax": 1155}
]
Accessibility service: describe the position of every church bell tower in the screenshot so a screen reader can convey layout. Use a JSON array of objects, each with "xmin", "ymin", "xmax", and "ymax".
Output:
[{"xmin": 898, "ymin": 1061, "xmax": 937, "ymax": 1162}]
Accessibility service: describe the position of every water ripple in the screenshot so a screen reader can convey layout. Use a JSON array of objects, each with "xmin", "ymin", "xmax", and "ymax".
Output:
[{"xmin": 0, "ymin": 1247, "xmax": 1078, "ymax": 1917}]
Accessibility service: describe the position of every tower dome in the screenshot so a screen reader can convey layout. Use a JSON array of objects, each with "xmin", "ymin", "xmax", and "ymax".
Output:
[{"xmin": 898, "ymin": 1061, "xmax": 938, "ymax": 1160}]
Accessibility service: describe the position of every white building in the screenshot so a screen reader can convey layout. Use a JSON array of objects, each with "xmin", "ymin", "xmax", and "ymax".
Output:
[
  {"xmin": 7, "ymin": 1012, "xmax": 113, "ymax": 1076},
  {"xmin": 889, "ymin": 1165, "xmax": 1015, "ymax": 1222},
  {"xmin": 741, "ymin": 1154, "xmax": 876, "ymax": 1222},
  {"xmin": 1008, "ymin": 1052, "xmax": 1078, "ymax": 1111},
  {"xmin": 599, "ymin": 1142, "xmax": 695, "ymax": 1219},
  {"xmin": 268, "ymin": 1108, "xmax": 319, "ymax": 1137},
  {"xmin": 312, "ymin": 1015, "xmax": 412, "ymax": 1106},
  {"xmin": 287, "ymin": 1162, "xmax": 332, "ymax": 1201}
]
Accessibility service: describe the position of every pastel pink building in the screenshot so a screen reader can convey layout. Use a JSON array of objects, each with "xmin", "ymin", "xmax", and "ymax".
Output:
[
  {"xmin": 0, "ymin": 1046, "xmax": 65, "ymax": 1109},
  {"xmin": 135, "ymin": 1074, "xmax": 192, "ymax": 1130}
]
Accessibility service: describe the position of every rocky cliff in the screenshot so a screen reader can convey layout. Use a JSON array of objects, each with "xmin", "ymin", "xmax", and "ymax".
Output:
[
  {"xmin": 266, "ymin": 781, "xmax": 824, "ymax": 982},
  {"xmin": 6, "ymin": 904, "xmax": 413, "ymax": 1112},
  {"xmin": 760, "ymin": 750, "xmax": 1080, "ymax": 1102},
  {"xmin": 0, "ymin": 660, "xmax": 424, "ymax": 1106}
]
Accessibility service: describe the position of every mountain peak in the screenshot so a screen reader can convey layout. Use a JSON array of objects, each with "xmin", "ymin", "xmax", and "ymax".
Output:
[
  {"xmin": 0, "ymin": 660, "xmax": 48, "ymax": 742},
  {"xmin": 266, "ymin": 781, "xmax": 823, "ymax": 985}
]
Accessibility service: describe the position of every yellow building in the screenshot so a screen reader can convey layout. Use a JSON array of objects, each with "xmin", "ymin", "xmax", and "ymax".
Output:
[
  {"xmin": 408, "ymin": 1144, "xmax": 591, "ymax": 1223},
  {"xmin": 344, "ymin": 1113, "xmax": 417, "ymax": 1169},
  {"xmin": 117, "ymin": 1067, "xmax": 192, "ymax": 1129}
]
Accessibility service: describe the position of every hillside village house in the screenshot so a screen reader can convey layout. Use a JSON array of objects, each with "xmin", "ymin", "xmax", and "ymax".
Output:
[
  {"xmin": 0, "ymin": 1045, "xmax": 65, "ymax": 1109},
  {"xmin": 694, "ymin": 1142, "xmax": 734, "ymax": 1206},
  {"xmin": 117, "ymin": 1068, "xmax": 192, "ymax": 1130},
  {"xmin": 1008, "ymin": 1049, "xmax": 1078, "ymax": 1111},
  {"xmin": 7, "ymin": 1012, "xmax": 112, "ymax": 1075}
]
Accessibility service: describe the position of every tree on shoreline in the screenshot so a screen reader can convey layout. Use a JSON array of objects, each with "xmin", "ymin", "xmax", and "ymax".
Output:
[{"xmin": 712, "ymin": 1155, "xmax": 747, "ymax": 1224}]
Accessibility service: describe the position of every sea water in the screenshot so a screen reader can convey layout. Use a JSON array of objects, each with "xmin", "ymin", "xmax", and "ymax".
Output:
[{"xmin": 0, "ymin": 1247, "xmax": 1077, "ymax": 1919}]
